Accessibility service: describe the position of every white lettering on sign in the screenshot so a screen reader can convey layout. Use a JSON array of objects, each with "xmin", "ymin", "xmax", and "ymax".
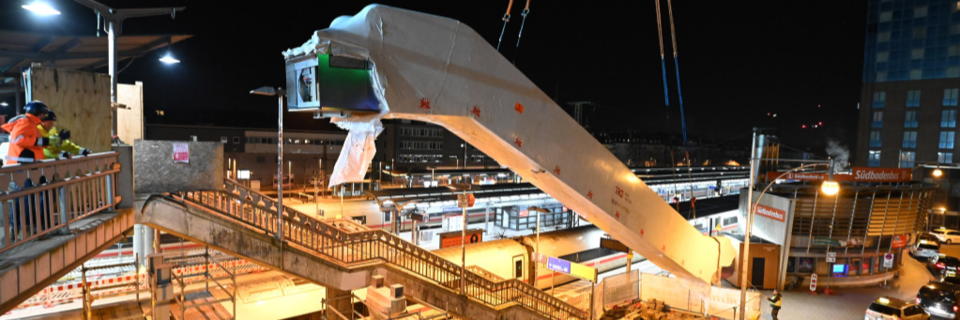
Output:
[
  {"xmin": 809, "ymin": 274, "xmax": 818, "ymax": 291},
  {"xmin": 755, "ymin": 204, "xmax": 786, "ymax": 222},
  {"xmin": 790, "ymin": 173, "xmax": 824, "ymax": 180},
  {"xmin": 854, "ymin": 169, "xmax": 906, "ymax": 181}
]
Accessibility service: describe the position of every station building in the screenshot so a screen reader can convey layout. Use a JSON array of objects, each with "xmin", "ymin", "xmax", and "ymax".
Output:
[{"xmin": 732, "ymin": 167, "xmax": 939, "ymax": 290}]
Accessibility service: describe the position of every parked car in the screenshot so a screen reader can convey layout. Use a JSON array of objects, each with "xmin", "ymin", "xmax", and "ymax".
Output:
[
  {"xmin": 929, "ymin": 255, "xmax": 960, "ymax": 278},
  {"xmin": 867, "ymin": 296, "xmax": 930, "ymax": 320},
  {"xmin": 920, "ymin": 232, "xmax": 943, "ymax": 246},
  {"xmin": 917, "ymin": 281, "xmax": 960, "ymax": 319},
  {"xmin": 933, "ymin": 228, "xmax": 960, "ymax": 244},
  {"xmin": 912, "ymin": 240, "xmax": 942, "ymax": 260}
]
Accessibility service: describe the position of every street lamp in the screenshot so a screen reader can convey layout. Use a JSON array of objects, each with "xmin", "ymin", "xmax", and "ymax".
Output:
[
  {"xmin": 250, "ymin": 86, "xmax": 286, "ymax": 240},
  {"xmin": 528, "ymin": 206, "xmax": 550, "ymax": 288},
  {"xmin": 446, "ymin": 184, "xmax": 473, "ymax": 295},
  {"xmin": 22, "ymin": 1, "xmax": 60, "ymax": 15},
  {"xmin": 739, "ymin": 129, "xmax": 839, "ymax": 320}
]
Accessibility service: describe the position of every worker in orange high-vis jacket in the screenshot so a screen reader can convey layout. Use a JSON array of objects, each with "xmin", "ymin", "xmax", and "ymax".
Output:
[{"xmin": 2, "ymin": 101, "xmax": 59, "ymax": 165}]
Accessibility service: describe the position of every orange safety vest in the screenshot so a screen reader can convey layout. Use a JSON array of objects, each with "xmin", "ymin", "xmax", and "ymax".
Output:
[{"xmin": 2, "ymin": 114, "xmax": 46, "ymax": 165}]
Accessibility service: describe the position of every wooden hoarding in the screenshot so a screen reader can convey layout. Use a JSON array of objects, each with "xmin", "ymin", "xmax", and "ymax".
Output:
[
  {"xmin": 27, "ymin": 66, "xmax": 111, "ymax": 152},
  {"xmin": 117, "ymin": 82, "xmax": 144, "ymax": 143}
]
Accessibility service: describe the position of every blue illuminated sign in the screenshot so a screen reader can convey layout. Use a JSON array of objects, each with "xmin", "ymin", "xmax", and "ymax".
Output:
[{"xmin": 547, "ymin": 257, "xmax": 571, "ymax": 274}]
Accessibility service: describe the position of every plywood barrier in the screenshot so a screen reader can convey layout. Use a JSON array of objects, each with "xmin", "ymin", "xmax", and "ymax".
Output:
[
  {"xmin": 117, "ymin": 82, "xmax": 144, "ymax": 143},
  {"xmin": 26, "ymin": 66, "xmax": 112, "ymax": 153}
]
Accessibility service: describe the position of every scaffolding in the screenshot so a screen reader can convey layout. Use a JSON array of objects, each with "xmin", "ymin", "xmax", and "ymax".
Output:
[
  {"xmin": 168, "ymin": 246, "xmax": 237, "ymax": 320},
  {"xmin": 81, "ymin": 253, "xmax": 141, "ymax": 320}
]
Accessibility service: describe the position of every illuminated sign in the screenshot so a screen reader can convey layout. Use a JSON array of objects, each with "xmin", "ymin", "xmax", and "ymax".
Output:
[
  {"xmin": 570, "ymin": 262, "xmax": 598, "ymax": 283},
  {"xmin": 891, "ymin": 234, "xmax": 909, "ymax": 249},
  {"xmin": 545, "ymin": 256, "xmax": 597, "ymax": 282},
  {"xmin": 767, "ymin": 167, "xmax": 911, "ymax": 183},
  {"xmin": 547, "ymin": 257, "xmax": 571, "ymax": 274},
  {"xmin": 237, "ymin": 170, "xmax": 251, "ymax": 180},
  {"xmin": 438, "ymin": 229, "xmax": 483, "ymax": 249},
  {"xmin": 755, "ymin": 204, "xmax": 786, "ymax": 222}
]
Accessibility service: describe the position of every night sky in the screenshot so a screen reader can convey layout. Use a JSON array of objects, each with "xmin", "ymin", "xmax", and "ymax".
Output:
[{"xmin": 0, "ymin": 1, "xmax": 868, "ymax": 155}]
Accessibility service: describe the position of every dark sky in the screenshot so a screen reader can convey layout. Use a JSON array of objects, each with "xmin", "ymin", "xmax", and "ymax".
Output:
[{"xmin": 0, "ymin": 1, "xmax": 868, "ymax": 154}]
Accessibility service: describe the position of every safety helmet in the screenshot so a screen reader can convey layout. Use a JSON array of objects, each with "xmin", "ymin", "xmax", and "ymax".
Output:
[
  {"xmin": 41, "ymin": 110, "xmax": 57, "ymax": 122},
  {"xmin": 24, "ymin": 101, "xmax": 48, "ymax": 117}
]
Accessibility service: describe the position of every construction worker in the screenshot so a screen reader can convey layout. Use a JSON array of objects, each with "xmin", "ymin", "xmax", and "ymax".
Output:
[
  {"xmin": 2, "ymin": 101, "xmax": 59, "ymax": 165},
  {"xmin": 38, "ymin": 110, "xmax": 90, "ymax": 159},
  {"xmin": 766, "ymin": 289, "xmax": 782, "ymax": 320}
]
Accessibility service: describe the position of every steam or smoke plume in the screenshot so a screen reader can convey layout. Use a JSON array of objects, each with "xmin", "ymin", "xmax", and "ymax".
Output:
[{"xmin": 826, "ymin": 139, "xmax": 850, "ymax": 172}]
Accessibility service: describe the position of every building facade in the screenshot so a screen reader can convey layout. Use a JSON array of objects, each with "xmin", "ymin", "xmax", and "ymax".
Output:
[
  {"xmin": 375, "ymin": 119, "xmax": 500, "ymax": 174},
  {"xmin": 858, "ymin": 0, "xmax": 960, "ymax": 168},
  {"xmin": 145, "ymin": 124, "xmax": 346, "ymax": 190}
]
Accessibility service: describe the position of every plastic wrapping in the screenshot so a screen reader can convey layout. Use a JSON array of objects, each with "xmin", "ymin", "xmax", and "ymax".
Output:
[{"xmin": 288, "ymin": 4, "xmax": 735, "ymax": 293}]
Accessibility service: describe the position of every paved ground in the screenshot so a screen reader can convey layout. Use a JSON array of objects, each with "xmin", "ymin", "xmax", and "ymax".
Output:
[{"xmin": 752, "ymin": 245, "xmax": 944, "ymax": 320}]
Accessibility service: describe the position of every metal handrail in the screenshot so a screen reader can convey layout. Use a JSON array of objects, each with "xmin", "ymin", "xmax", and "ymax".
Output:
[
  {"xmin": 173, "ymin": 184, "xmax": 587, "ymax": 320},
  {"xmin": 0, "ymin": 152, "xmax": 120, "ymax": 254}
]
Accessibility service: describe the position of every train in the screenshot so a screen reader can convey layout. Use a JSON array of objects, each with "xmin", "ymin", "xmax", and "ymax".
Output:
[
  {"xmin": 688, "ymin": 209, "xmax": 742, "ymax": 236},
  {"xmin": 431, "ymin": 225, "xmax": 642, "ymax": 290}
]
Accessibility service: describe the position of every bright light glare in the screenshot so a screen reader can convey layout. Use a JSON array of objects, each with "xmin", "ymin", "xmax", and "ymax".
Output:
[
  {"xmin": 0, "ymin": 102, "xmax": 8, "ymax": 107},
  {"xmin": 820, "ymin": 180, "xmax": 840, "ymax": 196},
  {"xmin": 934, "ymin": 168, "xmax": 943, "ymax": 177},
  {"xmin": 159, "ymin": 53, "xmax": 180, "ymax": 64},
  {"xmin": 22, "ymin": 1, "xmax": 61, "ymax": 15}
]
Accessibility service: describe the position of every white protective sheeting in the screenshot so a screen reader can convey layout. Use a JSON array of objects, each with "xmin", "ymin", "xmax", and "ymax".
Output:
[{"xmin": 285, "ymin": 4, "xmax": 735, "ymax": 293}]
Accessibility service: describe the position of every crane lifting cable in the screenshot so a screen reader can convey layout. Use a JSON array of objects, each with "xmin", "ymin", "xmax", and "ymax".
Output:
[
  {"xmin": 655, "ymin": 0, "xmax": 669, "ymax": 109},
  {"xmin": 496, "ymin": 0, "xmax": 515, "ymax": 52},
  {"xmin": 514, "ymin": 0, "xmax": 531, "ymax": 51},
  {"xmin": 666, "ymin": 0, "xmax": 688, "ymax": 147}
]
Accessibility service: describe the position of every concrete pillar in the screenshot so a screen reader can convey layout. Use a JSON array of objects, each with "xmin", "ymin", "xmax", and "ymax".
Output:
[
  {"xmin": 324, "ymin": 287, "xmax": 353, "ymax": 319},
  {"xmin": 133, "ymin": 225, "xmax": 155, "ymax": 267}
]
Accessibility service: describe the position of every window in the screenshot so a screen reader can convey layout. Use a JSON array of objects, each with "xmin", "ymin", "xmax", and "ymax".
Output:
[
  {"xmin": 873, "ymin": 92, "xmax": 886, "ymax": 108},
  {"xmin": 950, "ymin": 67, "xmax": 960, "ymax": 78},
  {"xmin": 953, "ymin": 24, "xmax": 960, "ymax": 35},
  {"xmin": 880, "ymin": 12, "xmax": 892, "ymax": 23},
  {"xmin": 942, "ymin": 131, "xmax": 956, "ymax": 149},
  {"xmin": 870, "ymin": 131, "xmax": 882, "ymax": 148},
  {"xmin": 876, "ymin": 72, "xmax": 888, "ymax": 82},
  {"xmin": 233, "ymin": 137, "xmax": 240, "ymax": 144},
  {"xmin": 868, "ymin": 150, "xmax": 882, "ymax": 167},
  {"xmin": 904, "ymin": 111, "xmax": 918, "ymax": 128},
  {"xmin": 876, "ymin": 52, "xmax": 889, "ymax": 62},
  {"xmin": 190, "ymin": 135, "xmax": 198, "ymax": 142},
  {"xmin": 903, "ymin": 131, "xmax": 917, "ymax": 148},
  {"xmin": 909, "ymin": 69, "xmax": 923, "ymax": 80},
  {"xmin": 901, "ymin": 151, "xmax": 916, "ymax": 168},
  {"xmin": 400, "ymin": 141, "xmax": 444, "ymax": 150},
  {"xmin": 399, "ymin": 127, "xmax": 443, "ymax": 137},
  {"xmin": 220, "ymin": 136, "xmax": 228, "ymax": 143},
  {"xmin": 944, "ymin": 110, "xmax": 957, "ymax": 128},
  {"xmin": 906, "ymin": 90, "xmax": 921, "ymax": 107},
  {"xmin": 951, "ymin": 45, "xmax": 960, "ymax": 57},
  {"xmin": 915, "ymin": 6, "xmax": 928, "ymax": 17},
  {"xmin": 945, "ymin": 88, "xmax": 959, "ymax": 106},
  {"xmin": 872, "ymin": 111, "xmax": 884, "ymax": 128},
  {"xmin": 940, "ymin": 152, "xmax": 954, "ymax": 164},
  {"xmin": 913, "ymin": 27, "xmax": 926, "ymax": 39}
]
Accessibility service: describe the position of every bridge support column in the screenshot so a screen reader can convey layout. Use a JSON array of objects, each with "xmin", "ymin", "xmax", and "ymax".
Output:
[
  {"xmin": 133, "ymin": 224, "xmax": 155, "ymax": 267},
  {"xmin": 324, "ymin": 287, "xmax": 354, "ymax": 319}
]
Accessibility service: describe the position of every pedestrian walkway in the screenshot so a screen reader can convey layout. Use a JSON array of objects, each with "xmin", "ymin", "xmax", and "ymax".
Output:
[{"xmin": 754, "ymin": 255, "xmax": 934, "ymax": 320}]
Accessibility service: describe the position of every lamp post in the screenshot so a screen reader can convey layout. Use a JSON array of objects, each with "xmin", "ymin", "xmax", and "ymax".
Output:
[
  {"xmin": 250, "ymin": 86, "xmax": 286, "ymax": 240},
  {"xmin": 447, "ymin": 184, "xmax": 473, "ymax": 295},
  {"xmin": 738, "ymin": 131, "xmax": 838, "ymax": 320},
  {"xmin": 528, "ymin": 206, "xmax": 550, "ymax": 288}
]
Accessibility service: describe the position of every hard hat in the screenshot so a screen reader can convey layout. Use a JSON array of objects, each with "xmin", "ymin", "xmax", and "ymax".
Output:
[
  {"xmin": 24, "ymin": 101, "xmax": 48, "ymax": 117},
  {"xmin": 41, "ymin": 110, "xmax": 57, "ymax": 122}
]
